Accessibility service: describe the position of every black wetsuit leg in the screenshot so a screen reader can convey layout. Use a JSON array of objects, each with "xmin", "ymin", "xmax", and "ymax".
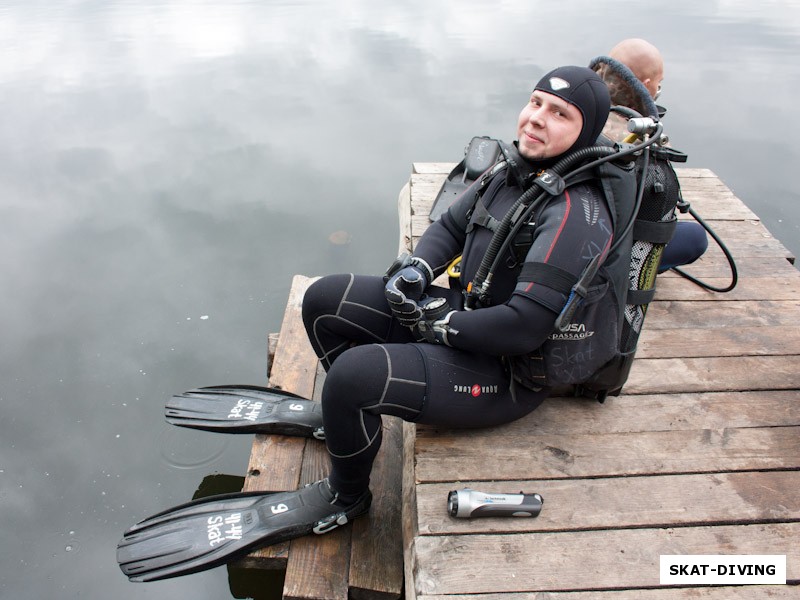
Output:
[
  {"xmin": 301, "ymin": 274, "xmax": 547, "ymax": 501},
  {"xmin": 301, "ymin": 273, "xmax": 461, "ymax": 369},
  {"xmin": 301, "ymin": 273, "xmax": 415, "ymax": 370}
]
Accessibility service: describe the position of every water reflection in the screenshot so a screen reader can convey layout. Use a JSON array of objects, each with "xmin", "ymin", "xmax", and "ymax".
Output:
[{"xmin": 1, "ymin": 1, "xmax": 799, "ymax": 599}]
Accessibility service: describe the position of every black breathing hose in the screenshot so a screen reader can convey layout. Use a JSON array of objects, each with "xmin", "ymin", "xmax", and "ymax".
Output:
[
  {"xmin": 671, "ymin": 205, "xmax": 739, "ymax": 292},
  {"xmin": 467, "ymin": 145, "xmax": 618, "ymax": 307},
  {"xmin": 469, "ymin": 124, "xmax": 665, "ymax": 307}
]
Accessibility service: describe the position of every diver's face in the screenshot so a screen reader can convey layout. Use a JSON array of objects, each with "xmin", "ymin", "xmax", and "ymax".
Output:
[{"xmin": 517, "ymin": 90, "xmax": 583, "ymax": 160}]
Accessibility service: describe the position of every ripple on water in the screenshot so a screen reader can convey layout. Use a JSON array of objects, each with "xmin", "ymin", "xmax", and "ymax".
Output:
[{"xmin": 158, "ymin": 426, "xmax": 229, "ymax": 469}]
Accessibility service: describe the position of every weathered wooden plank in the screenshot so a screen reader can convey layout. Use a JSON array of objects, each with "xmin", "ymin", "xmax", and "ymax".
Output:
[
  {"xmin": 624, "ymin": 355, "xmax": 800, "ymax": 394},
  {"xmin": 644, "ymin": 300, "xmax": 800, "ymax": 329},
  {"xmin": 415, "ymin": 471, "xmax": 800, "ymax": 535},
  {"xmin": 267, "ymin": 331, "xmax": 280, "ymax": 378},
  {"xmin": 403, "ymin": 422, "xmax": 421, "ymax": 600},
  {"xmin": 658, "ymin": 255, "xmax": 797, "ymax": 278},
  {"xmin": 413, "ymin": 390, "xmax": 800, "ymax": 438},
  {"xmin": 676, "ymin": 218, "xmax": 796, "ymax": 261},
  {"xmin": 637, "ymin": 325, "xmax": 800, "ymax": 358},
  {"xmin": 412, "ymin": 162, "xmax": 455, "ymax": 175},
  {"xmin": 283, "ymin": 441, "xmax": 350, "ymax": 600},
  {"xmin": 413, "ymin": 425, "xmax": 800, "ymax": 482},
  {"xmin": 238, "ymin": 275, "xmax": 319, "ymax": 569},
  {"xmin": 348, "ymin": 416, "xmax": 404, "ymax": 600},
  {"xmin": 677, "ymin": 175, "xmax": 757, "ymax": 218},
  {"xmin": 653, "ymin": 275, "xmax": 800, "ymax": 301},
  {"xmin": 676, "ymin": 167, "xmax": 718, "ymax": 178},
  {"xmin": 678, "ymin": 193, "xmax": 758, "ymax": 220},
  {"xmin": 689, "ymin": 219, "xmax": 784, "ymax": 243},
  {"xmin": 397, "ymin": 182, "xmax": 413, "ymax": 255},
  {"xmin": 417, "ymin": 586, "xmax": 798, "ymax": 600},
  {"xmin": 678, "ymin": 175, "xmax": 743, "ymax": 191},
  {"xmin": 412, "ymin": 523, "xmax": 800, "ymax": 594},
  {"xmin": 241, "ymin": 434, "xmax": 308, "ymax": 495}
]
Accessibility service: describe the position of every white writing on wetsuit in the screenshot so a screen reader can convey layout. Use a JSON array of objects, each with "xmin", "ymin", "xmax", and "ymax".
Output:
[
  {"xmin": 207, "ymin": 513, "xmax": 243, "ymax": 546},
  {"xmin": 228, "ymin": 399, "xmax": 264, "ymax": 422}
]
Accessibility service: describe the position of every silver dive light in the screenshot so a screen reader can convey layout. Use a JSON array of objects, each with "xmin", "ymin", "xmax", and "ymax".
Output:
[{"xmin": 447, "ymin": 488, "xmax": 543, "ymax": 518}]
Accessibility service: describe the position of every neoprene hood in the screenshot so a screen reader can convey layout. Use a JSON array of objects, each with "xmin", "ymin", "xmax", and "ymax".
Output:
[{"xmin": 534, "ymin": 65, "xmax": 611, "ymax": 152}]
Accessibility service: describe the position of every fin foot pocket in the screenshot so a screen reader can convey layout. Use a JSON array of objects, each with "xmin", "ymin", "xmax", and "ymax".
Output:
[
  {"xmin": 165, "ymin": 384, "xmax": 325, "ymax": 438},
  {"xmin": 117, "ymin": 479, "xmax": 371, "ymax": 582}
]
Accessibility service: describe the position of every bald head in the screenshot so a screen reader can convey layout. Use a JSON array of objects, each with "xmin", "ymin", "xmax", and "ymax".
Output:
[{"xmin": 609, "ymin": 38, "xmax": 664, "ymax": 98}]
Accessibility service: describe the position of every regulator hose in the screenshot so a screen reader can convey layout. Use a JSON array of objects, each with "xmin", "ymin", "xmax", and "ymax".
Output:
[
  {"xmin": 468, "ymin": 124, "xmax": 664, "ymax": 308},
  {"xmin": 466, "ymin": 145, "xmax": 618, "ymax": 308},
  {"xmin": 671, "ymin": 205, "xmax": 738, "ymax": 293}
]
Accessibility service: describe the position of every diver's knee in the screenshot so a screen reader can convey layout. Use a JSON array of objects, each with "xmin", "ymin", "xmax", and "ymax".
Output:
[
  {"xmin": 687, "ymin": 222, "xmax": 709, "ymax": 255},
  {"xmin": 302, "ymin": 274, "xmax": 351, "ymax": 324},
  {"xmin": 322, "ymin": 345, "xmax": 387, "ymax": 409}
]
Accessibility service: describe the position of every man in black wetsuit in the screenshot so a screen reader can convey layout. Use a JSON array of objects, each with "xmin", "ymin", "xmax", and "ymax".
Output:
[{"xmin": 298, "ymin": 65, "xmax": 633, "ymax": 522}]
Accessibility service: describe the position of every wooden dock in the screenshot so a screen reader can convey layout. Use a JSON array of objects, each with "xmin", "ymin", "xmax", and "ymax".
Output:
[
  {"xmin": 241, "ymin": 165, "xmax": 799, "ymax": 599},
  {"xmin": 401, "ymin": 165, "xmax": 800, "ymax": 598}
]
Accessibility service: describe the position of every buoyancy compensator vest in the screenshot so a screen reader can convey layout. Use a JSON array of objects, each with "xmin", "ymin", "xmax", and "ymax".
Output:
[
  {"xmin": 445, "ymin": 125, "xmax": 685, "ymax": 401},
  {"xmin": 520, "ymin": 142, "xmax": 688, "ymax": 402}
]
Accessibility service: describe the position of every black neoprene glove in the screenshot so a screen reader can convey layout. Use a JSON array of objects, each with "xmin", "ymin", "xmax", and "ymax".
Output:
[{"xmin": 383, "ymin": 255, "xmax": 434, "ymax": 327}]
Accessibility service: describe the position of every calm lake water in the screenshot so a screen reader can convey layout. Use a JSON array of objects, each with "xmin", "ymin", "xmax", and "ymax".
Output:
[{"xmin": 1, "ymin": 1, "xmax": 799, "ymax": 598}]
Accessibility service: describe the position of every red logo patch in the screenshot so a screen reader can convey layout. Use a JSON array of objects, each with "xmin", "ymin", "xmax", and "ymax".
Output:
[{"xmin": 471, "ymin": 384, "xmax": 481, "ymax": 397}]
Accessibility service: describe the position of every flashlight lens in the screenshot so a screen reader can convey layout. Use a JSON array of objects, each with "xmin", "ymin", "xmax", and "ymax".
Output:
[{"xmin": 447, "ymin": 490, "xmax": 458, "ymax": 517}]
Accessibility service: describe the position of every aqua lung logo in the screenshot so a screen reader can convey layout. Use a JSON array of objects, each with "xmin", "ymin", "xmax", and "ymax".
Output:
[
  {"xmin": 550, "ymin": 323, "xmax": 595, "ymax": 341},
  {"xmin": 454, "ymin": 384, "xmax": 499, "ymax": 397},
  {"xmin": 549, "ymin": 77, "xmax": 570, "ymax": 91}
]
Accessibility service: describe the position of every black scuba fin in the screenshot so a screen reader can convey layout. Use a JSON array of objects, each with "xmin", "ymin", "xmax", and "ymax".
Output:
[
  {"xmin": 428, "ymin": 136, "xmax": 502, "ymax": 222},
  {"xmin": 117, "ymin": 479, "xmax": 371, "ymax": 582},
  {"xmin": 165, "ymin": 385, "xmax": 325, "ymax": 439}
]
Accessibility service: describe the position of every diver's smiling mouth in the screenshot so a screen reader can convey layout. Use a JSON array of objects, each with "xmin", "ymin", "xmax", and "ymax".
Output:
[{"xmin": 523, "ymin": 130, "xmax": 544, "ymax": 144}]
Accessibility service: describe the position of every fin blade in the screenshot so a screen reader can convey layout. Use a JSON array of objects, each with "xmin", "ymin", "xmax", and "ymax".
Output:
[
  {"xmin": 117, "ymin": 482, "xmax": 372, "ymax": 582},
  {"xmin": 165, "ymin": 385, "xmax": 323, "ymax": 436},
  {"xmin": 117, "ymin": 492, "xmax": 273, "ymax": 581}
]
